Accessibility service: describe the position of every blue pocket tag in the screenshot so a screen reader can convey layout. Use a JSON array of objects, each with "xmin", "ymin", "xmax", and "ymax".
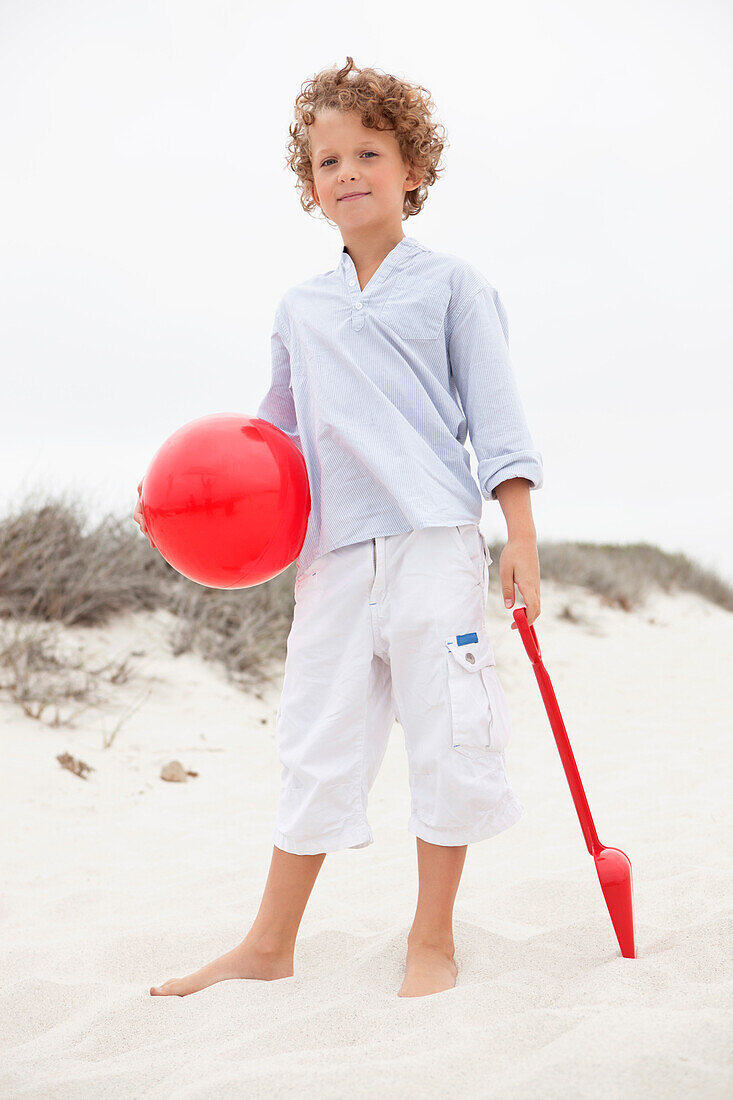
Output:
[{"xmin": 456, "ymin": 632, "xmax": 479, "ymax": 646}]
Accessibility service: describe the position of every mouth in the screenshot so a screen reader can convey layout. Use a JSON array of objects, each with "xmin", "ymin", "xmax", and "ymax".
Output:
[{"xmin": 338, "ymin": 193, "xmax": 369, "ymax": 202}]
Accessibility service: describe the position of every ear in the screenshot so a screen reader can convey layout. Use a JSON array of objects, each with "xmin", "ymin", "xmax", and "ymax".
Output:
[{"xmin": 404, "ymin": 161, "xmax": 423, "ymax": 192}]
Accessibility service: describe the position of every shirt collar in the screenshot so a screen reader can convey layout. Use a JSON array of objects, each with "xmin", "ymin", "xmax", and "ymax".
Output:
[{"xmin": 338, "ymin": 235, "xmax": 420, "ymax": 275}]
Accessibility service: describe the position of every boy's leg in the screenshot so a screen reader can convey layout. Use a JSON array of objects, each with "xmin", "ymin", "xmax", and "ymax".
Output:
[
  {"xmin": 247, "ymin": 845, "xmax": 327, "ymax": 955},
  {"xmin": 398, "ymin": 837, "xmax": 466, "ymax": 998},
  {"xmin": 149, "ymin": 845, "xmax": 325, "ymax": 998}
]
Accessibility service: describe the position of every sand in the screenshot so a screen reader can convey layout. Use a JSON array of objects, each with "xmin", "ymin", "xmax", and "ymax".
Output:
[{"xmin": 1, "ymin": 581, "xmax": 731, "ymax": 1098}]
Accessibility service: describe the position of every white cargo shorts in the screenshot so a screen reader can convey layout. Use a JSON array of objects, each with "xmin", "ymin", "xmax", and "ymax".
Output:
[{"xmin": 272, "ymin": 523, "xmax": 523, "ymax": 855}]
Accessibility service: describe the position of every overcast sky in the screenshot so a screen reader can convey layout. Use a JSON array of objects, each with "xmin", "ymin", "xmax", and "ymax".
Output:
[{"xmin": 1, "ymin": 0, "xmax": 731, "ymax": 585}]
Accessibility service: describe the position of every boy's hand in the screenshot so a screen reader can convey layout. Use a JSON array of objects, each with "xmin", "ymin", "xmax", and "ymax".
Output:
[
  {"xmin": 500, "ymin": 536, "xmax": 540, "ymax": 629},
  {"xmin": 133, "ymin": 479, "xmax": 157, "ymax": 549}
]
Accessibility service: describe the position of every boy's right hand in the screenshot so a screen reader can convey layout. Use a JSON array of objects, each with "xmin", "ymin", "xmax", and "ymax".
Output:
[{"xmin": 133, "ymin": 479, "xmax": 157, "ymax": 549}]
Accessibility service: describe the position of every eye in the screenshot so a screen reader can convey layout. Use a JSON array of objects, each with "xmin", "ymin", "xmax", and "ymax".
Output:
[{"xmin": 320, "ymin": 152, "xmax": 377, "ymax": 167}]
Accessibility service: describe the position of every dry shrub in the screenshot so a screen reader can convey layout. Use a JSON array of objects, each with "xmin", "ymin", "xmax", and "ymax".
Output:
[
  {"xmin": 0, "ymin": 613, "xmax": 131, "ymax": 727},
  {"xmin": 0, "ymin": 490, "xmax": 730, "ymax": 729},
  {"xmin": 518, "ymin": 539, "xmax": 733, "ymax": 613},
  {"xmin": 0, "ymin": 487, "xmax": 298, "ymax": 725}
]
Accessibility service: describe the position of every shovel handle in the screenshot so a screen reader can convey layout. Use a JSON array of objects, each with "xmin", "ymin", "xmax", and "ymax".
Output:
[{"xmin": 513, "ymin": 607, "xmax": 602, "ymax": 857}]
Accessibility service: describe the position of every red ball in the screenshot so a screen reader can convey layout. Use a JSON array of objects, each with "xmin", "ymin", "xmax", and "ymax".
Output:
[{"xmin": 140, "ymin": 413, "xmax": 310, "ymax": 589}]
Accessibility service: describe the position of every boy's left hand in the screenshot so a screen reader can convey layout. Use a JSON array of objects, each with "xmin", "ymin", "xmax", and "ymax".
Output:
[{"xmin": 499, "ymin": 537, "xmax": 541, "ymax": 629}]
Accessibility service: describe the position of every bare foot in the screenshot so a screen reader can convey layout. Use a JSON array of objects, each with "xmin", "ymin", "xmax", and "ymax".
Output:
[
  {"xmin": 149, "ymin": 939, "xmax": 293, "ymax": 998},
  {"xmin": 397, "ymin": 940, "xmax": 458, "ymax": 998}
]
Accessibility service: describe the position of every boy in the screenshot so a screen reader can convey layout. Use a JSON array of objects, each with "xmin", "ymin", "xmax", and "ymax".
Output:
[{"xmin": 149, "ymin": 57, "xmax": 542, "ymax": 1001}]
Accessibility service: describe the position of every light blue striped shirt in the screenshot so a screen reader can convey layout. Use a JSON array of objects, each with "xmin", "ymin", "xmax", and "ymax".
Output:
[{"xmin": 257, "ymin": 235, "xmax": 543, "ymax": 575}]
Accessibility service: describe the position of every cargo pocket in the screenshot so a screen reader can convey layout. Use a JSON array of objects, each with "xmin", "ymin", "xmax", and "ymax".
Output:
[{"xmin": 444, "ymin": 629, "xmax": 511, "ymax": 755}]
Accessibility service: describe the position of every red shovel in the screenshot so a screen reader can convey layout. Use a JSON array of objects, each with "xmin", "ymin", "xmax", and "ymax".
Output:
[{"xmin": 513, "ymin": 607, "xmax": 636, "ymax": 958}]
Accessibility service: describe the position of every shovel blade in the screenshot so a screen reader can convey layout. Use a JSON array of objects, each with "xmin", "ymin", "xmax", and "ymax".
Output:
[{"xmin": 594, "ymin": 846, "xmax": 635, "ymax": 958}]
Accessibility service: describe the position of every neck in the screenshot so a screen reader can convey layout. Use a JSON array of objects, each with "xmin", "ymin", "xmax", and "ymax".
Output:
[{"xmin": 342, "ymin": 229, "xmax": 406, "ymax": 276}]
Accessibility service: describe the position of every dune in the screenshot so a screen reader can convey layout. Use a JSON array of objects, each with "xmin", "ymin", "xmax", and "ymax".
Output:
[{"xmin": 0, "ymin": 580, "xmax": 731, "ymax": 1098}]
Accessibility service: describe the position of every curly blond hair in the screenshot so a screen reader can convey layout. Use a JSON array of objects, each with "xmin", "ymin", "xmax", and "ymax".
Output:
[{"xmin": 286, "ymin": 56, "xmax": 448, "ymax": 222}]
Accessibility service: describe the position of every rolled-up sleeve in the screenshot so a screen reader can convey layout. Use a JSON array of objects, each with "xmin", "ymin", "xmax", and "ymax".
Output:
[
  {"xmin": 256, "ymin": 311, "xmax": 303, "ymax": 455},
  {"xmin": 448, "ymin": 285, "xmax": 543, "ymax": 501}
]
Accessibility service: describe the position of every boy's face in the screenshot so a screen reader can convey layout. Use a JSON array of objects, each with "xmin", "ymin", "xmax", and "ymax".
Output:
[{"xmin": 308, "ymin": 109, "xmax": 422, "ymax": 234}]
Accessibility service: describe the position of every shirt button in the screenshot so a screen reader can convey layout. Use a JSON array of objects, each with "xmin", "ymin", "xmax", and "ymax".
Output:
[
  {"xmin": 355, "ymin": 301, "xmax": 363, "ymax": 310},
  {"xmin": 348, "ymin": 279, "xmax": 355, "ymax": 286}
]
